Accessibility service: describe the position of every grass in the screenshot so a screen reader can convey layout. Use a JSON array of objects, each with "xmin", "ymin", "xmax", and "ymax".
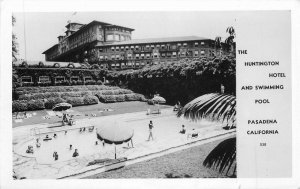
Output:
[
  {"xmin": 83, "ymin": 137, "xmax": 235, "ymax": 179},
  {"xmin": 12, "ymin": 101, "xmax": 171, "ymax": 128}
]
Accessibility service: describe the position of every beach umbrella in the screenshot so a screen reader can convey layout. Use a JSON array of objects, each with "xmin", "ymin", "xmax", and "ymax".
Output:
[
  {"xmin": 152, "ymin": 95, "xmax": 166, "ymax": 113},
  {"xmin": 52, "ymin": 102, "xmax": 72, "ymax": 111},
  {"xmin": 96, "ymin": 122, "xmax": 134, "ymax": 159}
]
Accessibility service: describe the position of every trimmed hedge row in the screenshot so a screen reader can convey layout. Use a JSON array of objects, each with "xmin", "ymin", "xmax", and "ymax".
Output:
[
  {"xmin": 95, "ymin": 93, "xmax": 146, "ymax": 103},
  {"xmin": 18, "ymin": 89, "xmax": 133, "ymax": 101},
  {"xmin": 12, "ymin": 95, "xmax": 99, "ymax": 112},
  {"xmin": 16, "ymin": 85, "xmax": 120, "ymax": 95}
]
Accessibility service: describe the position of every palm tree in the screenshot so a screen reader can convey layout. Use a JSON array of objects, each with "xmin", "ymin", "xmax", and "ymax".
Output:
[
  {"xmin": 225, "ymin": 26, "xmax": 235, "ymax": 53},
  {"xmin": 214, "ymin": 37, "xmax": 222, "ymax": 57},
  {"xmin": 177, "ymin": 93, "xmax": 236, "ymax": 177}
]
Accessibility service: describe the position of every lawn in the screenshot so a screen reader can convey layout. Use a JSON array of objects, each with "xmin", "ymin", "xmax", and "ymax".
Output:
[
  {"xmin": 84, "ymin": 137, "xmax": 236, "ymax": 179},
  {"xmin": 12, "ymin": 101, "xmax": 171, "ymax": 128}
]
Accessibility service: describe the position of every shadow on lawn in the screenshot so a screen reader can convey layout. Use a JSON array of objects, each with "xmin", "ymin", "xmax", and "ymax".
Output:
[{"xmin": 165, "ymin": 173, "xmax": 192, "ymax": 178}]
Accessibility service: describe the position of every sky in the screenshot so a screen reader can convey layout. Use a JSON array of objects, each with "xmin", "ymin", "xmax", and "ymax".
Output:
[{"xmin": 13, "ymin": 12, "xmax": 237, "ymax": 61}]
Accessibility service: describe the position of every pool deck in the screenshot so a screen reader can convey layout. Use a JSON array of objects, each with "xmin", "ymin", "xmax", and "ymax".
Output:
[{"xmin": 13, "ymin": 108, "xmax": 236, "ymax": 179}]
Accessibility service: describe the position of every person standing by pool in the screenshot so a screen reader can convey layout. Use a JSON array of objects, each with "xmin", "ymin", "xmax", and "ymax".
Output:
[
  {"xmin": 69, "ymin": 144, "xmax": 72, "ymax": 150},
  {"xmin": 147, "ymin": 120, "xmax": 154, "ymax": 141},
  {"xmin": 53, "ymin": 152, "xmax": 58, "ymax": 161},
  {"xmin": 72, "ymin": 149, "xmax": 79, "ymax": 157}
]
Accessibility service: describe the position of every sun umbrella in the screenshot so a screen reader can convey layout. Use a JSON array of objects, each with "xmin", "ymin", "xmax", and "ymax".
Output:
[
  {"xmin": 96, "ymin": 122, "xmax": 134, "ymax": 159},
  {"xmin": 52, "ymin": 102, "xmax": 72, "ymax": 111},
  {"xmin": 152, "ymin": 95, "xmax": 166, "ymax": 104},
  {"xmin": 152, "ymin": 95, "xmax": 166, "ymax": 113}
]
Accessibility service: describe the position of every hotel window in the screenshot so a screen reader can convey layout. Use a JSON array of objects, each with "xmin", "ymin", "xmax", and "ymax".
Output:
[
  {"xmin": 135, "ymin": 45, "xmax": 139, "ymax": 50},
  {"xmin": 194, "ymin": 42, "xmax": 199, "ymax": 47},
  {"xmin": 71, "ymin": 76, "xmax": 79, "ymax": 81},
  {"xmin": 120, "ymin": 35, "xmax": 125, "ymax": 41},
  {"xmin": 116, "ymin": 46, "xmax": 119, "ymax": 51},
  {"xmin": 116, "ymin": 55, "xmax": 120, "ymax": 60},
  {"xmin": 181, "ymin": 52, "xmax": 186, "ymax": 57},
  {"xmin": 21, "ymin": 76, "xmax": 32, "ymax": 83},
  {"xmin": 172, "ymin": 45, "xmax": 177, "ymax": 50},
  {"xmin": 115, "ymin": 63, "xmax": 120, "ymax": 68},
  {"xmin": 128, "ymin": 62, "xmax": 132, "ymax": 66},
  {"xmin": 153, "ymin": 52, "xmax": 159, "ymax": 58},
  {"xmin": 131, "ymin": 46, "xmax": 134, "ymax": 50},
  {"xmin": 183, "ymin": 43, "xmax": 187, "ymax": 47},
  {"xmin": 111, "ymin": 47, "xmax": 115, "ymax": 51},
  {"xmin": 39, "ymin": 76, "xmax": 50, "ymax": 83},
  {"xmin": 106, "ymin": 34, "xmax": 114, "ymax": 41},
  {"xmin": 194, "ymin": 51, "xmax": 199, "ymax": 57},
  {"xmin": 99, "ymin": 56, "xmax": 104, "ymax": 60},
  {"xmin": 161, "ymin": 53, "xmax": 165, "ymax": 57},
  {"xmin": 105, "ymin": 56, "xmax": 108, "ymax": 60},
  {"xmin": 201, "ymin": 50, "xmax": 205, "ymax": 55},
  {"xmin": 84, "ymin": 77, "xmax": 92, "ymax": 82},
  {"xmin": 177, "ymin": 43, "xmax": 181, "ymax": 47},
  {"xmin": 135, "ymin": 54, "xmax": 140, "ymax": 59},
  {"xmin": 151, "ymin": 45, "xmax": 155, "ymax": 49},
  {"xmin": 156, "ymin": 44, "xmax": 160, "ymax": 48},
  {"xmin": 172, "ymin": 52, "xmax": 177, "ymax": 57},
  {"xmin": 127, "ymin": 54, "xmax": 132, "ymax": 59},
  {"xmin": 120, "ymin": 46, "xmax": 124, "ymax": 51},
  {"xmin": 55, "ymin": 76, "xmax": 65, "ymax": 82},
  {"xmin": 121, "ymin": 62, "xmax": 125, "ymax": 67},
  {"xmin": 146, "ymin": 45, "xmax": 150, "ymax": 49},
  {"xmin": 167, "ymin": 53, "xmax": 171, "ymax": 57},
  {"xmin": 136, "ymin": 62, "xmax": 140, "ymax": 66},
  {"xmin": 146, "ymin": 54, "xmax": 150, "ymax": 59},
  {"xmin": 115, "ymin": 35, "xmax": 120, "ymax": 41},
  {"xmin": 161, "ymin": 44, "xmax": 165, "ymax": 49},
  {"xmin": 141, "ymin": 54, "xmax": 145, "ymax": 59},
  {"xmin": 111, "ymin": 55, "xmax": 115, "ymax": 60},
  {"xmin": 201, "ymin": 41, "xmax": 205, "ymax": 45},
  {"xmin": 111, "ymin": 64, "xmax": 115, "ymax": 69},
  {"xmin": 141, "ymin": 62, "xmax": 145, "ymax": 66},
  {"xmin": 125, "ymin": 46, "xmax": 129, "ymax": 50}
]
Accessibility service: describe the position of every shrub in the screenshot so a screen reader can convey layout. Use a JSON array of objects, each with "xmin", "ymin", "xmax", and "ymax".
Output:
[
  {"xmin": 115, "ymin": 94, "xmax": 125, "ymax": 102},
  {"xmin": 101, "ymin": 90, "xmax": 114, "ymax": 95},
  {"xmin": 12, "ymin": 101, "xmax": 28, "ymax": 112},
  {"xmin": 95, "ymin": 94, "xmax": 106, "ymax": 103},
  {"xmin": 147, "ymin": 99, "xmax": 155, "ymax": 105},
  {"xmin": 104, "ymin": 95, "xmax": 116, "ymax": 103},
  {"xmin": 60, "ymin": 92, "xmax": 82, "ymax": 99},
  {"xmin": 124, "ymin": 94, "xmax": 140, "ymax": 101},
  {"xmin": 83, "ymin": 95, "xmax": 99, "ymax": 105},
  {"xmin": 27, "ymin": 99, "xmax": 45, "ymax": 111},
  {"xmin": 136, "ymin": 93, "xmax": 147, "ymax": 101},
  {"xmin": 44, "ymin": 97, "xmax": 66, "ymax": 109},
  {"xmin": 65, "ymin": 97, "xmax": 84, "ymax": 107}
]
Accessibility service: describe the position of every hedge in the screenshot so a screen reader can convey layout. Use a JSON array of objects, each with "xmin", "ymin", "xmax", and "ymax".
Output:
[
  {"xmin": 16, "ymin": 85, "xmax": 120, "ymax": 95},
  {"xmin": 44, "ymin": 97, "xmax": 66, "ymax": 109},
  {"xmin": 83, "ymin": 95, "xmax": 99, "ymax": 105},
  {"xmin": 12, "ymin": 101, "xmax": 28, "ymax": 112},
  {"xmin": 27, "ymin": 99, "xmax": 45, "ymax": 111},
  {"xmin": 65, "ymin": 97, "xmax": 84, "ymax": 107}
]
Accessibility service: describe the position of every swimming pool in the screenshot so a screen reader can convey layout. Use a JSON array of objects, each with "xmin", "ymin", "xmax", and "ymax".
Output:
[{"xmin": 14, "ymin": 124, "xmax": 130, "ymax": 164}]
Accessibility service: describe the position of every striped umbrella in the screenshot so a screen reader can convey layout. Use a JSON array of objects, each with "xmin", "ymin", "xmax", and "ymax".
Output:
[
  {"xmin": 52, "ymin": 102, "xmax": 72, "ymax": 111},
  {"xmin": 152, "ymin": 95, "xmax": 166, "ymax": 104},
  {"xmin": 152, "ymin": 95, "xmax": 166, "ymax": 113},
  {"xmin": 96, "ymin": 121, "xmax": 134, "ymax": 159}
]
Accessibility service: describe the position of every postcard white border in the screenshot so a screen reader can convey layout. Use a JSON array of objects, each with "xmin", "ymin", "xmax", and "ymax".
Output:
[{"xmin": 1, "ymin": 0, "xmax": 300, "ymax": 188}]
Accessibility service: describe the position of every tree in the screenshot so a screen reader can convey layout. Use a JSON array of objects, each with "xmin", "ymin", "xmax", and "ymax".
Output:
[
  {"xmin": 12, "ymin": 15, "xmax": 19, "ymax": 100},
  {"xmin": 214, "ymin": 36, "xmax": 222, "ymax": 57},
  {"xmin": 225, "ymin": 26, "xmax": 235, "ymax": 53},
  {"xmin": 12, "ymin": 15, "xmax": 18, "ymax": 62},
  {"xmin": 177, "ymin": 93, "xmax": 236, "ymax": 177}
]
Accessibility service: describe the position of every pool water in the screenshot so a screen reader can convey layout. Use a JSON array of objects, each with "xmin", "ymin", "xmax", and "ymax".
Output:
[{"xmin": 16, "ymin": 127, "xmax": 127, "ymax": 164}]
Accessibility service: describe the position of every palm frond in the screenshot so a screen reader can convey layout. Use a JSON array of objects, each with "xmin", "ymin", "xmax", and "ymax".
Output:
[
  {"xmin": 177, "ymin": 93, "xmax": 236, "ymax": 124},
  {"xmin": 203, "ymin": 137, "xmax": 236, "ymax": 176}
]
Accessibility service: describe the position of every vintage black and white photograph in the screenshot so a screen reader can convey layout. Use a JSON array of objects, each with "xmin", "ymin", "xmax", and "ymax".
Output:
[{"xmin": 11, "ymin": 11, "xmax": 237, "ymax": 179}]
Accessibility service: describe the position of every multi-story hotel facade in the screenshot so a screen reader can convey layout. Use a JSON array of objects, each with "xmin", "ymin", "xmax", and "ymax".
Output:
[{"xmin": 43, "ymin": 20, "xmax": 234, "ymax": 70}]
